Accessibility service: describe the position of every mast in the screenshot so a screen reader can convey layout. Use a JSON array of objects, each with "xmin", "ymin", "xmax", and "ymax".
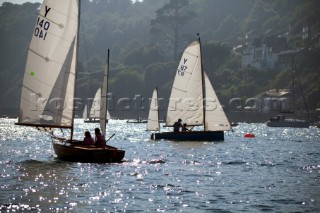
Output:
[
  {"xmin": 293, "ymin": 58, "xmax": 311, "ymax": 122},
  {"xmin": 106, "ymin": 49, "xmax": 110, "ymax": 124},
  {"xmin": 291, "ymin": 57, "xmax": 296, "ymax": 119},
  {"xmin": 100, "ymin": 49, "xmax": 110, "ymax": 136},
  {"xmin": 71, "ymin": 0, "xmax": 81, "ymax": 140},
  {"xmin": 198, "ymin": 35, "xmax": 207, "ymax": 130}
]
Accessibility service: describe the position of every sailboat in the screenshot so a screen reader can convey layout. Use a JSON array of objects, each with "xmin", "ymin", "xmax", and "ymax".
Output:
[
  {"xmin": 126, "ymin": 117, "xmax": 148, "ymax": 123},
  {"xmin": 84, "ymin": 88, "xmax": 111, "ymax": 123},
  {"xmin": 146, "ymin": 87, "xmax": 160, "ymax": 131},
  {"xmin": 15, "ymin": 0, "xmax": 125, "ymax": 163},
  {"xmin": 150, "ymin": 38, "xmax": 231, "ymax": 141},
  {"xmin": 82, "ymin": 104, "xmax": 88, "ymax": 120},
  {"xmin": 267, "ymin": 59, "xmax": 310, "ymax": 128}
]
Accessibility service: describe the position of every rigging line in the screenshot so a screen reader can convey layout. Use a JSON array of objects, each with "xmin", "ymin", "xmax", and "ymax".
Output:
[
  {"xmin": 80, "ymin": 19, "xmax": 94, "ymax": 100},
  {"xmin": 291, "ymin": 58, "xmax": 296, "ymax": 118},
  {"xmin": 293, "ymin": 59, "xmax": 311, "ymax": 121}
]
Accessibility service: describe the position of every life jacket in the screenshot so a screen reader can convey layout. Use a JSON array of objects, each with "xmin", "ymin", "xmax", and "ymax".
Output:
[
  {"xmin": 83, "ymin": 137, "xmax": 94, "ymax": 146},
  {"xmin": 95, "ymin": 134, "xmax": 105, "ymax": 147}
]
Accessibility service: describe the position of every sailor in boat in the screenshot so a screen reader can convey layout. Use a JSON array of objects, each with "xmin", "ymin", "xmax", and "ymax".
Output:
[
  {"xmin": 94, "ymin": 128, "xmax": 106, "ymax": 147},
  {"xmin": 173, "ymin": 119, "xmax": 183, "ymax": 132},
  {"xmin": 182, "ymin": 123, "xmax": 189, "ymax": 132},
  {"xmin": 82, "ymin": 131, "xmax": 95, "ymax": 147}
]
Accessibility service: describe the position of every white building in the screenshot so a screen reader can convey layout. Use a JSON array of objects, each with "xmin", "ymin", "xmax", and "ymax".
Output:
[{"xmin": 241, "ymin": 35, "xmax": 288, "ymax": 69}]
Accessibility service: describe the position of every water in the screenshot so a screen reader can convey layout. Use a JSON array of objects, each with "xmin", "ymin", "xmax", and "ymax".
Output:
[{"xmin": 0, "ymin": 118, "xmax": 320, "ymax": 212}]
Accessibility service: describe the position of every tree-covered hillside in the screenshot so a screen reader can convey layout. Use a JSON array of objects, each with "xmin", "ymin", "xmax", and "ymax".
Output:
[{"xmin": 0, "ymin": 0, "xmax": 319, "ymax": 120}]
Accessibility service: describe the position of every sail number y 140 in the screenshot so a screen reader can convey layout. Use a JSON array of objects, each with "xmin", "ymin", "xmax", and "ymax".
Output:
[{"xmin": 34, "ymin": 17, "xmax": 50, "ymax": 40}]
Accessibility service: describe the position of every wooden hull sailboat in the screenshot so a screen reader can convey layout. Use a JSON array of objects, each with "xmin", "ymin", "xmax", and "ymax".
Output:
[
  {"xmin": 16, "ymin": 0, "xmax": 125, "ymax": 163},
  {"xmin": 52, "ymin": 140, "xmax": 125, "ymax": 163},
  {"xmin": 147, "ymin": 38, "xmax": 230, "ymax": 141}
]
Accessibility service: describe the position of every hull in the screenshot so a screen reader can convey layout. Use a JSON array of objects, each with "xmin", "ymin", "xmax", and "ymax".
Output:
[
  {"xmin": 52, "ymin": 140, "xmax": 125, "ymax": 163},
  {"xmin": 127, "ymin": 120, "xmax": 147, "ymax": 123},
  {"xmin": 151, "ymin": 131, "xmax": 224, "ymax": 141},
  {"xmin": 267, "ymin": 120, "xmax": 310, "ymax": 128},
  {"xmin": 84, "ymin": 119, "xmax": 99, "ymax": 123},
  {"xmin": 230, "ymin": 122, "xmax": 238, "ymax": 127}
]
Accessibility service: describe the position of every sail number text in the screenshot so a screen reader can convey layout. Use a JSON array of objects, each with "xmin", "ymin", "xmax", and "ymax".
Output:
[
  {"xmin": 34, "ymin": 6, "xmax": 51, "ymax": 40},
  {"xmin": 177, "ymin": 58, "xmax": 188, "ymax": 76}
]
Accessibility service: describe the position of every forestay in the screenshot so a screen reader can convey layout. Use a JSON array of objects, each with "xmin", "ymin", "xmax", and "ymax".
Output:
[{"xmin": 17, "ymin": 0, "xmax": 79, "ymax": 128}]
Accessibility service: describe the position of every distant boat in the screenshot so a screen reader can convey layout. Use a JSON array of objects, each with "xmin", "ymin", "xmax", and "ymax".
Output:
[
  {"xmin": 127, "ymin": 117, "xmax": 147, "ymax": 123},
  {"xmin": 15, "ymin": 0, "xmax": 124, "ymax": 163},
  {"xmin": 83, "ymin": 88, "xmax": 111, "ymax": 123},
  {"xmin": 146, "ymin": 87, "xmax": 160, "ymax": 131},
  {"xmin": 150, "ymin": 38, "xmax": 231, "ymax": 141},
  {"xmin": 230, "ymin": 122, "xmax": 239, "ymax": 127},
  {"xmin": 267, "ymin": 115, "xmax": 309, "ymax": 128},
  {"xmin": 267, "ymin": 58, "xmax": 310, "ymax": 128}
]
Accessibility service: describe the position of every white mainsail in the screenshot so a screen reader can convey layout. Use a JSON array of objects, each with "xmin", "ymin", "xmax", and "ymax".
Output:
[
  {"xmin": 204, "ymin": 72, "xmax": 230, "ymax": 131},
  {"xmin": 165, "ymin": 39, "xmax": 230, "ymax": 131},
  {"xmin": 17, "ymin": 0, "xmax": 79, "ymax": 128},
  {"xmin": 90, "ymin": 88, "xmax": 101, "ymax": 119},
  {"xmin": 82, "ymin": 104, "xmax": 88, "ymax": 119},
  {"xmin": 89, "ymin": 88, "xmax": 111, "ymax": 121},
  {"xmin": 166, "ymin": 40, "xmax": 203, "ymax": 126},
  {"xmin": 147, "ymin": 88, "xmax": 160, "ymax": 131}
]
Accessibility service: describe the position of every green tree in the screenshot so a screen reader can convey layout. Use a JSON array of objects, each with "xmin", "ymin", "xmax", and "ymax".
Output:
[{"xmin": 150, "ymin": 0, "xmax": 195, "ymax": 60}]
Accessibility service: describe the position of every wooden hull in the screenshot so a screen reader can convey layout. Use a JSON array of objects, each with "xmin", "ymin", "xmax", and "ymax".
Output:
[
  {"xmin": 151, "ymin": 131, "xmax": 224, "ymax": 141},
  {"xmin": 52, "ymin": 141, "xmax": 125, "ymax": 163},
  {"xmin": 267, "ymin": 120, "xmax": 310, "ymax": 128}
]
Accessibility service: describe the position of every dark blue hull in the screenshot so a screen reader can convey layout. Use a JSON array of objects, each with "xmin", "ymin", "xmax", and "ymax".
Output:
[
  {"xmin": 267, "ymin": 120, "xmax": 310, "ymax": 128},
  {"xmin": 84, "ymin": 119, "xmax": 99, "ymax": 123},
  {"xmin": 151, "ymin": 131, "xmax": 224, "ymax": 141}
]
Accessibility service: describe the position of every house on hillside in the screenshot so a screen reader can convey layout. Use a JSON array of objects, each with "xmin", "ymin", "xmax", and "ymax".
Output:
[
  {"xmin": 277, "ymin": 49, "xmax": 301, "ymax": 65},
  {"xmin": 241, "ymin": 35, "xmax": 289, "ymax": 69},
  {"xmin": 258, "ymin": 89, "xmax": 292, "ymax": 113}
]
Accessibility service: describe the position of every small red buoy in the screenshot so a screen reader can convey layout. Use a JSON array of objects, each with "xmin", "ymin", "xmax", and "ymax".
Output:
[{"xmin": 244, "ymin": 133, "xmax": 255, "ymax": 138}]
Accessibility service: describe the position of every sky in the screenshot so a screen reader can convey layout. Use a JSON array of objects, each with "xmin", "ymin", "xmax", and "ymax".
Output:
[
  {"xmin": 0, "ymin": 0, "xmax": 41, "ymax": 5},
  {"xmin": 0, "ymin": 0, "xmax": 140, "ymax": 5}
]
